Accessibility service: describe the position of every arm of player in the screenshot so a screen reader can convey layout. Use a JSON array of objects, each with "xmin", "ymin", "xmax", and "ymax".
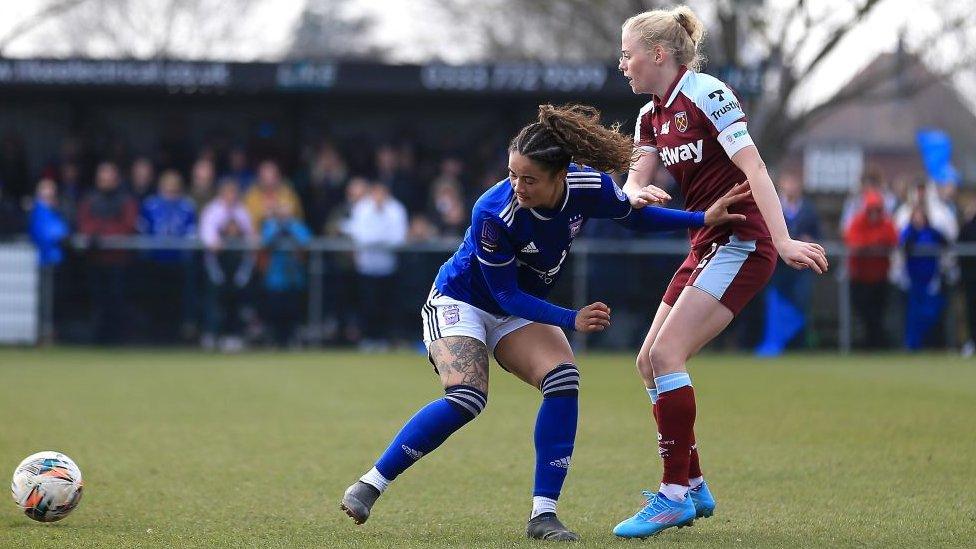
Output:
[
  {"xmin": 616, "ymin": 206, "xmax": 704, "ymax": 232},
  {"xmin": 617, "ymin": 183, "xmax": 753, "ymax": 232},
  {"xmin": 625, "ymin": 105, "xmax": 669, "ymax": 208},
  {"xmin": 474, "ymin": 211, "xmax": 609, "ymax": 332},
  {"xmin": 481, "ymin": 261, "xmax": 577, "ymax": 331},
  {"xmin": 731, "ymin": 146, "xmax": 828, "ymax": 274},
  {"xmin": 623, "ymin": 150, "xmax": 670, "ymax": 208},
  {"xmin": 481, "ymin": 262, "xmax": 610, "ymax": 333}
]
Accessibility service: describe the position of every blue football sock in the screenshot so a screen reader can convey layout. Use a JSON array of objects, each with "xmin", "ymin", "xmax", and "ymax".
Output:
[
  {"xmin": 374, "ymin": 385, "xmax": 487, "ymax": 481},
  {"xmin": 533, "ymin": 364, "xmax": 580, "ymax": 500}
]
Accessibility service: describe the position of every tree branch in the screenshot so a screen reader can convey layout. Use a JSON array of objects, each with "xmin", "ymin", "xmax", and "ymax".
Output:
[
  {"xmin": 793, "ymin": 0, "xmax": 883, "ymax": 83},
  {"xmin": 0, "ymin": 0, "xmax": 92, "ymax": 54}
]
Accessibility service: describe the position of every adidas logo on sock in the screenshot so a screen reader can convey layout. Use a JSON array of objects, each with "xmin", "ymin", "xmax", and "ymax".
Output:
[
  {"xmin": 549, "ymin": 456, "xmax": 571, "ymax": 468},
  {"xmin": 401, "ymin": 445, "xmax": 425, "ymax": 460},
  {"xmin": 521, "ymin": 242, "xmax": 540, "ymax": 253}
]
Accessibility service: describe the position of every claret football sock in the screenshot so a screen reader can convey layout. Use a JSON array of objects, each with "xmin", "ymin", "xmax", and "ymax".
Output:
[
  {"xmin": 654, "ymin": 372, "xmax": 695, "ymax": 499},
  {"xmin": 650, "ymin": 382, "xmax": 705, "ymax": 486}
]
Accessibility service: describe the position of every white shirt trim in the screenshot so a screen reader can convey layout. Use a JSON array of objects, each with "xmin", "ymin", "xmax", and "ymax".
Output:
[
  {"xmin": 529, "ymin": 181, "xmax": 571, "ymax": 221},
  {"xmin": 664, "ymin": 70, "xmax": 693, "ymax": 108},
  {"xmin": 477, "ymin": 255, "xmax": 515, "ymax": 267}
]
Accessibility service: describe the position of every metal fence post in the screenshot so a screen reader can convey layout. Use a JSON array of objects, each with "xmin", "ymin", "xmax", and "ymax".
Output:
[
  {"xmin": 572, "ymin": 246, "xmax": 589, "ymax": 352},
  {"xmin": 837, "ymin": 248, "xmax": 852, "ymax": 355},
  {"xmin": 308, "ymin": 249, "xmax": 324, "ymax": 346}
]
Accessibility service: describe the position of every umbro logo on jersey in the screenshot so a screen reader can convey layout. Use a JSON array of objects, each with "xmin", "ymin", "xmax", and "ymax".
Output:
[
  {"xmin": 549, "ymin": 456, "xmax": 571, "ymax": 469},
  {"xmin": 658, "ymin": 139, "xmax": 704, "ymax": 167},
  {"xmin": 521, "ymin": 242, "xmax": 540, "ymax": 253},
  {"xmin": 660, "ymin": 121, "xmax": 670, "ymax": 135},
  {"xmin": 401, "ymin": 445, "xmax": 425, "ymax": 460}
]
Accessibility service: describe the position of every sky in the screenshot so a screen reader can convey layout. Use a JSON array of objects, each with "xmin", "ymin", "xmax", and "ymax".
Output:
[{"xmin": 0, "ymin": 0, "xmax": 971, "ymax": 112}]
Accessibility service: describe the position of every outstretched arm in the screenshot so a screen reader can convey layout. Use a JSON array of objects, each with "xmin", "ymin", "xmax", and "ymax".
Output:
[
  {"xmin": 731, "ymin": 146, "xmax": 828, "ymax": 273},
  {"xmin": 480, "ymin": 261, "xmax": 609, "ymax": 332},
  {"xmin": 615, "ymin": 206, "xmax": 704, "ymax": 232},
  {"xmin": 614, "ymin": 182, "xmax": 752, "ymax": 233}
]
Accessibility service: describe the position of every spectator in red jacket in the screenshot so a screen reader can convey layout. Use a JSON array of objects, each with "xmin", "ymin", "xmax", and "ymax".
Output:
[
  {"xmin": 77, "ymin": 161, "xmax": 138, "ymax": 344},
  {"xmin": 844, "ymin": 189, "xmax": 898, "ymax": 349}
]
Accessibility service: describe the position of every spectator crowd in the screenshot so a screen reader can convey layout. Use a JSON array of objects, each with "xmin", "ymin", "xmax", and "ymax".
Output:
[{"xmin": 0, "ymin": 134, "xmax": 975, "ymax": 355}]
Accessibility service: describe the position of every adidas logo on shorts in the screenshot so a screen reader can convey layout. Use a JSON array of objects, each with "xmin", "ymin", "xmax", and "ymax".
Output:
[
  {"xmin": 521, "ymin": 242, "xmax": 540, "ymax": 253},
  {"xmin": 549, "ymin": 456, "xmax": 571, "ymax": 469},
  {"xmin": 401, "ymin": 445, "xmax": 425, "ymax": 460}
]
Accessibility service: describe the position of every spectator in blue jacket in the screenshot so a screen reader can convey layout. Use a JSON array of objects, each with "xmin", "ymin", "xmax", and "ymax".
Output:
[
  {"xmin": 261, "ymin": 198, "xmax": 312, "ymax": 347},
  {"xmin": 901, "ymin": 206, "xmax": 948, "ymax": 351},
  {"xmin": 29, "ymin": 178, "xmax": 69, "ymax": 343},
  {"xmin": 758, "ymin": 174, "xmax": 822, "ymax": 356},
  {"xmin": 139, "ymin": 169, "xmax": 197, "ymax": 342}
]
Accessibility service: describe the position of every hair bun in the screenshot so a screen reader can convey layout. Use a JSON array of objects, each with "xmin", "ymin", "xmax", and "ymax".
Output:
[{"xmin": 672, "ymin": 6, "xmax": 705, "ymax": 45}]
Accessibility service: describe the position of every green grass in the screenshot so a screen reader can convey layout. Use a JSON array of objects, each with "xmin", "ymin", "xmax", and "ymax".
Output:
[{"xmin": 0, "ymin": 349, "xmax": 974, "ymax": 548}]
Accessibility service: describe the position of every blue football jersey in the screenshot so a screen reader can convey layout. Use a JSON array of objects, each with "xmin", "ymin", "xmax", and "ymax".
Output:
[{"xmin": 434, "ymin": 164, "xmax": 633, "ymax": 316}]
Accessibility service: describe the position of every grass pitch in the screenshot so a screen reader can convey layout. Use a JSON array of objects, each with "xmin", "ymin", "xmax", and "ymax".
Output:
[{"xmin": 0, "ymin": 349, "xmax": 974, "ymax": 548}]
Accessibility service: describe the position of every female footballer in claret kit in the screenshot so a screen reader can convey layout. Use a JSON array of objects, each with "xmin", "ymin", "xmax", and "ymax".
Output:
[
  {"xmin": 611, "ymin": 5, "xmax": 829, "ymax": 539},
  {"xmin": 340, "ymin": 104, "xmax": 748, "ymax": 541}
]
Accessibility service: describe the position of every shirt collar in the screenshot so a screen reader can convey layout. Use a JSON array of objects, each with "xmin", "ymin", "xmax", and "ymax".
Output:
[
  {"xmin": 653, "ymin": 65, "xmax": 691, "ymax": 109},
  {"xmin": 529, "ymin": 180, "xmax": 570, "ymax": 221}
]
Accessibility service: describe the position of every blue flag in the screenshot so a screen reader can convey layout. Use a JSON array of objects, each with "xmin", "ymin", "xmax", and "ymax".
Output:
[{"xmin": 915, "ymin": 129, "xmax": 959, "ymax": 186}]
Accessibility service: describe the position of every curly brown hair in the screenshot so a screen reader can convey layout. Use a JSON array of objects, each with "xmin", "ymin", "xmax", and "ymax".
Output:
[{"xmin": 510, "ymin": 104, "xmax": 636, "ymax": 174}]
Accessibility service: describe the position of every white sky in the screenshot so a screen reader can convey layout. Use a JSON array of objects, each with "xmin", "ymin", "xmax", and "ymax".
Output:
[{"xmin": 0, "ymin": 0, "xmax": 971, "ymax": 112}]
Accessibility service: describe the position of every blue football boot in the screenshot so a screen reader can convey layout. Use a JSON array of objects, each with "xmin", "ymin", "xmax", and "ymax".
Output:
[
  {"xmin": 689, "ymin": 481, "xmax": 716, "ymax": 518},
  {"xmin": 612, "ymin": 491, "xmax": 695, "ymax": 538}
]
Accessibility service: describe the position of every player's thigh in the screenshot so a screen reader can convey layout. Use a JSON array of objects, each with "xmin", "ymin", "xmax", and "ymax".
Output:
[
  {"xmin": 650, "ymin": 286, "xmax": 734, "ymax": 376},
  {"xmin": 493, "ymin": 323, "xmax": 575, "ymax": 388},
  {"xmin": 428, "ymin": 336, "xmax": 490, "ymax": 393}
]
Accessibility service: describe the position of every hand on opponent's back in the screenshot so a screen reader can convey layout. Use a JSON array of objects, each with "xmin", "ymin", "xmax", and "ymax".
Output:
[
  {"xmin": 627, "ymin": 184, "xmax": 671, "ymax": 208},
  {"xmin": 703, "ymin": 182, "xmax": 751, "ymax": 227}
]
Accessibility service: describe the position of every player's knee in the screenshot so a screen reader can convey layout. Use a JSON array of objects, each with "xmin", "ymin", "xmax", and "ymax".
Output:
[
  {"xmin": 635, "ymin": 350, "xmax": 655, "ymax": 383},
  {"xmin": 648, "ymin": 341, "xmax": 683, "ymax": 376},
  {"xmin": 539, "ymin": 363, "xmax": 580, "ymax": 398},
  {"xmin": 443, "ymin": 385, "xmax": 488, "ymax": 421}
]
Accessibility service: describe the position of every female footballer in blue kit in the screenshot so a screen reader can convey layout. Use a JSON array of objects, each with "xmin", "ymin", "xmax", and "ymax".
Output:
[{"xmin": 340, "ymin": 104, "xmax": 749, "ymax": 541}]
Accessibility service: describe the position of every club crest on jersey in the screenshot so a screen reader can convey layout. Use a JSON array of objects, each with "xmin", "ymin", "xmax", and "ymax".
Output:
[
  {"xmin": 442, "ymin": 304, "xmax": 460, "ymax": 326},
  {"xmin": 674, "ymin": 111, "xmax": 688, "ymax": 133},
  {"xmin": 614, "ymin": 184, "xmax": 627, "ymax": 201},
  {"xmin": 568, "ymin": 217, "xmax": 583, "ymax": 239}
]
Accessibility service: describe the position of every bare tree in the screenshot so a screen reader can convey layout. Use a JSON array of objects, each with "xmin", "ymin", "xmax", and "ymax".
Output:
[
  {"xmin": 748, "ymin": 0, "xmax": 976, "ymax": 165},
  {"xmin": 23, "ymin": 0, "xmax": 271, "ymax": 60},
  {"xmin": 286, "ymin": 0, "xmax": 383, "ymax": 60},
  {"xmin": 422, "ymin": 0, "xmax": 976, "ymax": 168},
  {"xmin": 0, "ymin": 0, "xmax": 93, "ymax": 56}
]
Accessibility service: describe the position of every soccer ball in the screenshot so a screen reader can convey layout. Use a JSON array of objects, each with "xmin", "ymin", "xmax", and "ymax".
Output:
[{"xmin": 10, "ymin": 451, "xmax": 84, "ymax": 522}]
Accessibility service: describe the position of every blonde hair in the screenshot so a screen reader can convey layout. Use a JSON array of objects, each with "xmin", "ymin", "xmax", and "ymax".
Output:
[{"xmin": 623, "ymin": 5, "xmax": 706, "ymax": 71}]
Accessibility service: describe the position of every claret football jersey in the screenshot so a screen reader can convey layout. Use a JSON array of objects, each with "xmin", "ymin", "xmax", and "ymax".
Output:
[{"xmin": 635, "ymin": 65, "xmax": 770, "ymax": 247}]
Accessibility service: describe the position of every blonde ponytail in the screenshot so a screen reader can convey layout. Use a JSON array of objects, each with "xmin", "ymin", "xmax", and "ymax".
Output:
[{"xmin": 623, "ymin": 5, "xmax": 706, "ymax": 71}]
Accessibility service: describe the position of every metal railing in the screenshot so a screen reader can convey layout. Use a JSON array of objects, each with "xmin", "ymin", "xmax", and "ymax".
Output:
[{"xmin": 2, "ymin": 234, "xmax": 971, "ymax": 352}]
